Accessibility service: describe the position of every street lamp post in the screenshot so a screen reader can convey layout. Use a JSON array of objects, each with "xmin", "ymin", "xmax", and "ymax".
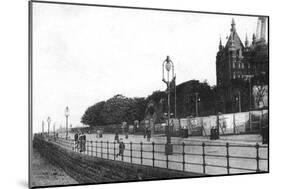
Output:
[
  {"xmin": 65, "ymin": 106, "xmax": 70, "ymax": 140},
  {"xmin": 47, "ymin": 117, "xmax": 51, "ymax": 136},
  {"xmin": 42, "ymin": 120, "xmax": 44, "ymax": 135},
  {"xmin": 162, "ymin": 56, "xmax": 175, "ymax": 155},
  {"xmin": 53, "ymin": 123, "xmax": 55, "ymax": 139},
  {"xmin": 195, "ymin": 92, "xmax": 201, "ymax": 117}
]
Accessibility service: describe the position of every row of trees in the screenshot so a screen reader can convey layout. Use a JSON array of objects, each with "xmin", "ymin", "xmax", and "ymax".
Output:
[
  {"xmin": 81, "ymin": 77, "xmax": 268, "ymax": 128},
  {"xmin": 81, "ymin": 94, "xmax": 147, "ymax": 127}
]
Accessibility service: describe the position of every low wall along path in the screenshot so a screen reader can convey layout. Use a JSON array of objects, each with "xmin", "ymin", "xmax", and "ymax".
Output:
[{"xmin": 33, "ymin": 135, "xmax": 202, "ymax": 184}]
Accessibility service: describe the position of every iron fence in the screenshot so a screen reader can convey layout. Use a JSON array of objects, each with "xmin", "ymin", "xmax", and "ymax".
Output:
[{"xmin": 38, "ymin": 134, "xmax": 268, "ymax": 175}]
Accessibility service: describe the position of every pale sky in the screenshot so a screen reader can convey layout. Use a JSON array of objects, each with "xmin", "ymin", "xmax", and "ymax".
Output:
[{"xmin": 32, "ymin": 2, "xmax": 259, "ymax": 133}]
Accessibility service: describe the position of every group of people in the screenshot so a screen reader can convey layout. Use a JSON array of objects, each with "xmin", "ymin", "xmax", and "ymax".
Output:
[{"xmin": 73, "ymin": 132, "xmax": 87, "ymax": 153}]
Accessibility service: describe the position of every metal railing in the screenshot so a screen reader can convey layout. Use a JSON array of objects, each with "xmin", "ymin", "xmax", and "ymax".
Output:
[{"xmin": 39, "ymin": 134, "xmax": 268, "ymax": 175}]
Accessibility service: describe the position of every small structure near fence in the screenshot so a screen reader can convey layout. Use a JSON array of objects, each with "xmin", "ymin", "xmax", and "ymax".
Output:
[
  {"xmin": 69, "ymin": 109, "xmax": 268, "ymax": 138},
  {"xmin": 151, "ymin": 109, "xmax": 268, "ymax": 137}
]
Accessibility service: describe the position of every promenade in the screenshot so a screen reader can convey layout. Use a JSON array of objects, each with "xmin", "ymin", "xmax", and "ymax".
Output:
[{"xmin": 51, "ymin": 132, "xmax": 268, "ymax": 175}]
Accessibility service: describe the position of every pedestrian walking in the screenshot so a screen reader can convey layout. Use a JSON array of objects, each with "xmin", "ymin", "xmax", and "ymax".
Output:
[
  {"xmin": 116, "ymin": 138, "xmax": 125, "ymax": 158},
  {"xmin": 81, "ymin": 133, "xmax": 86, "ymax": 152},
  {"xmin": 125, "ymin": 132, "xmax": 128, "ymax": 139},
  {"xmin": 147, "ymin": 129, "xmax": 151, "ymax": 142},
  {"xmin": 144, "ymin": 127, "xmax": 147, "ymax": 138},
  {"xmin": 79, "ymin": 132, "xmax": 86, "ymax": 152},
  {"xmin": 114, "ymin": 132, "xmax": 119, "ymax": 142},
  {"xmin": 74, "ymin": 132, "xmax": 79, "ymax": 151}
]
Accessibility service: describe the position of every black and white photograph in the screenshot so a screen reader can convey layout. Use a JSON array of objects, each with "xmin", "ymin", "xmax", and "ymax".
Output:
[{"xmin": 28, "ymin": 1, "xmax": 269, "ymax": 188}]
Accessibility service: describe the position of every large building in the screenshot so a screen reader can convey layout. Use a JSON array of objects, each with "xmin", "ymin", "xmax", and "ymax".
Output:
[{"xmin": 216, "ymin": 17, "xmax": 268, "ymax": 113}]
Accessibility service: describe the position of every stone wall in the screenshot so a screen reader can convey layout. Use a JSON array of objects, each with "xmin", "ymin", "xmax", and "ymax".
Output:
[{"xmin": 33, "ymin": 136, "xmax": 202, "ymax": 184}]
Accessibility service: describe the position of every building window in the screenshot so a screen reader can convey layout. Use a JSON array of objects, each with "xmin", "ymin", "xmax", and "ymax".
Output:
[
  {"xmin": 233, "ymin": 62, "xmax": 235, "ymax": 68},
  {"xmin": 241, "ymin": 63, "xmax": 244, "ymax": 69}
]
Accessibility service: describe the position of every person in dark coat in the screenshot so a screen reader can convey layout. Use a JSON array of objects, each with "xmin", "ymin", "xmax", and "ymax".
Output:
[
  {"xmin": 79, "ymin": 132, "xmax": 86, "ymax": 152},
  {"xmin": 74, "ymin": 133, "xmax": 79, "ymax": 151},
  {"xmin": 147, "ymin": 129, "xmax": 151, "ymax": 142},
  {"xmin": 114, "ymin": 132, "xmax": 119, "ymax": 142},
  {"xmin": 81, "ymin": 133, "xmax": 86, "ymax": 152},
  {"xmin": 116, "ymin": 138, "xmax": 125, "ymax": 158},
  {"xmin": 144, "ymin": 127, "xmax": 147, "ymax": 138}
]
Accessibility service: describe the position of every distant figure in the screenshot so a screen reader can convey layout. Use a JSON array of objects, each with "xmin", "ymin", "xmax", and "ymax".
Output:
[
  {"xmin": 114, "ymin": 132, "xmax": 119, "ymax": 142},
  {"xmin": 125, "ymin": 132, "xmax": 128, "ymax": 139},
  {"xmin": 147, "ymin": 129, "xmax": 151, "ymax": 142},
  {"xmin": 79, "ymin": 132, "xmax": 86, "ymax": 152},
  {"xmin": 116, "ymin": 138, "xmax": 125, "ymax": 158},
  {"xmin": 144, "ymin": 127, "xmax": 148, "ymax": 138},
  {"xmin": 74, "ymin": 133, "xmax": 79, "ymax": 151}
]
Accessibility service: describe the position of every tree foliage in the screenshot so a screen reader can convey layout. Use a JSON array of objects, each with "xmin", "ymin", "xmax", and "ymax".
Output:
[{"xmin": 81, "ymin": 95, "xmax": 147, "ymax": 127}]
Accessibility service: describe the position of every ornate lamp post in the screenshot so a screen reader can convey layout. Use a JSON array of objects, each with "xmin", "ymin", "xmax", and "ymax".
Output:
[
  {"xmin": 195, "ymin": 92, "xmax": 201, "ymax": 117},
  {"xmin": 42, "ymin": 120, "xmax": 44, "ymax": 135},
  {"xmin": 65, "ymin": 106, "xmax": 70, "ymax": 139},
  {"xmin": 47, "ymin": 117, "xmax": 51, "ymax": 136},
  {"xmin": 162, "ymin": 56, "xmax": 175, "ymax": 155},
  {"xmin": 53, "ymin": 123, "xmax": 56, "ymax": 139}
]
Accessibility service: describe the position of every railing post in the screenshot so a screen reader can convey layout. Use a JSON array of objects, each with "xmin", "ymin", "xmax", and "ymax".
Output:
[
  {"xmin": 166, "ymin": 145, "xmax": 169, "ymax": 169},
  {"xmin": 256, "ymin": 143, "xmax": 260, "ymax": 172},
  {"xmin": 95, "ymin": 141, "xmax": 97, "ymax": 157},
  {"xmin": 100, "ymin": 141, "xmax": 103, "ymax": 158},
  {"xmin": 87, "ymin": 141, "xmax": 89, "ymax": 155},
  {"xmin": 182, "ymin": 142, "xmax": 185, "ymax": 171},
  {"xmin": 107, "ymin": 141, "xmax": 109, "ymax": 159},
  {"xmin": 113, "ymin": 141, "xmax": 116, "ymax": 160},
  {"xmin": 130, "ymin": 142, "xmax": 133, "ymax": 163},
  {"xmin": 152, "ymin": 142, "xmax": 155, "ymax": 167},
  {"xmin": 140, "ymin": 142, "xmax": 143, "ymax": 165},
  {"xmin": 202, "ymin": 142, "xmax": 206, "ymax": 174},
  {"xmin": 249, "ymin": 111, "xmax": 252, "ymax": 132},
  {"xmin": 91, "ymin": 141, "xmax": 93, "ymax": 156},
  {"xmin": 260, "ymin": 110, "xmax": 263, "ymax": 133},
  {"xmin": 226, "ymin": 142, "xmax": 230, "ymax": 174}
]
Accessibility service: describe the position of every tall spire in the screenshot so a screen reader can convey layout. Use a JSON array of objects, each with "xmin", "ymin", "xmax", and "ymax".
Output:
[
  {"xmin": 252, "ymin": 33, "xmax": 256, "ymax": 45},
  {"xmin": 219, "ymin": 36, "xmax": 223, "ymax": 51},
  {"xmin": 256, "ymin": 17, "xmax": 267, "ymax": 42},
  {"xmin": 231, "ymin": 18, "xmax": 236, "ymax": 33},
  {"xmin": 245, "ymin": 33, "xmax": 249, "ymax": 47}
]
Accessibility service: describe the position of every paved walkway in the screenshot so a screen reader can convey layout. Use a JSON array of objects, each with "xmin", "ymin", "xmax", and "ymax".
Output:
[
  {"xmin": 31, "ymin": 148, "xmax": 78, "ymax": 187},
  {"xmin": 53, "ymin": 133, "xmax": 268, "ymax": 175}
]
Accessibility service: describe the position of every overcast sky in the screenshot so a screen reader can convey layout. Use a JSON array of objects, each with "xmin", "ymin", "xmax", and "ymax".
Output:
[{"xmin": 32, "ymin": 2, "xmax": 259, "ymax": 133}]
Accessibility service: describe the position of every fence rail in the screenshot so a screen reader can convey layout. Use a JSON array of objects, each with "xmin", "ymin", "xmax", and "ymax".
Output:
[{"xmin": 38, "ymin": 134, "xmax": 268, "ymax": 175}]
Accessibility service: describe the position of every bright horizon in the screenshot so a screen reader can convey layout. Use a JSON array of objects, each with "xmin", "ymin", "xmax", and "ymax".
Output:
[{"xmin": 32, "ymin": 2, "xmax": 259, "ymax": 133}]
